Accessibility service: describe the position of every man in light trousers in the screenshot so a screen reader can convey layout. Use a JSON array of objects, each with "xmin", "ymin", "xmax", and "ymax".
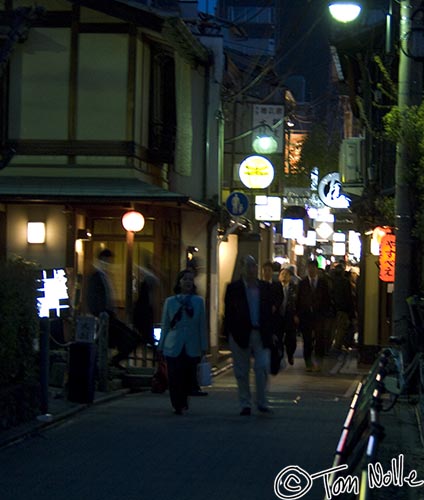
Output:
[{"xmin": 224, "ymin": 255, "xmax": 278, "ymax": 416}]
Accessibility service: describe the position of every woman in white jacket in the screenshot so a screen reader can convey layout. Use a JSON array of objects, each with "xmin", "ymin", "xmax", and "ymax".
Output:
[{"xmin": 158, "ymin": 269, "xmax": 207, "ymax": 414}]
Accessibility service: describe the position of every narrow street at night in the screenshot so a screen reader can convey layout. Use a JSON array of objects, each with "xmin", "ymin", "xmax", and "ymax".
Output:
[{"xmin": 2, "ymin": 1, "xmax": 424, "ymax": 499}]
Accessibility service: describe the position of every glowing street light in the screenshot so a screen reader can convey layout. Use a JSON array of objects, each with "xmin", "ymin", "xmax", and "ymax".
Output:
[
  {"xmin": 252, "ymin": 125, "xmax": 278, "ymax": 154},
  {"xmin": 328, "ymin": 1, "xmax": 362, "ymax": 23}
]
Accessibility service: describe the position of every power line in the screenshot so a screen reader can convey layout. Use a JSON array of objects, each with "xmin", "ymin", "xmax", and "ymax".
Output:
[{"xmin": 227, "ymin": 12, "xmax": 324, "ymax": 101}]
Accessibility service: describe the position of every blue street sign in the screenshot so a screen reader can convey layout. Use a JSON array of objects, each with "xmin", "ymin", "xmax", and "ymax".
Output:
[{"xmin": 226, "ymin": 191, "xmax": 249, "ymax": 216}]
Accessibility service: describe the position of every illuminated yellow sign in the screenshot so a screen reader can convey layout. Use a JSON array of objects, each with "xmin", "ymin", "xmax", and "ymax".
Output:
[{"xmin": 239, "ymin": 155, "xmax": 274, "ymax": 189}]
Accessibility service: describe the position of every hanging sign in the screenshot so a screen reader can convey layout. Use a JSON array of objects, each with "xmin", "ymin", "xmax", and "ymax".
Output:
[
  {"xmin": 318, "ymin": 172, "xmax": 351, "ymax": 208},
  {"xmin": 379, "ymin": 234, "xmax": 396, "ymax": 282},
  {"xmin": 239, "ymin": 155, "xmax": 274, "ymax": 189}
]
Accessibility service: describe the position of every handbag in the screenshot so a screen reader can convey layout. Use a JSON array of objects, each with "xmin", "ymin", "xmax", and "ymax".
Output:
[
  {"xmin": 151, "ymin": 356, "xmax": 168, "ymax": 393},
  {"xmin": 197, "ymin": 356, "xmax": 212, "ymax": 387}
]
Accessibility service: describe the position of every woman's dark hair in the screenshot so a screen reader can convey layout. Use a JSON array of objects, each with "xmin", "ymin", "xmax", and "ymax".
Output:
[{"xmin": 173, "ymin": 269, "xmax": 197, "ymax": 294}]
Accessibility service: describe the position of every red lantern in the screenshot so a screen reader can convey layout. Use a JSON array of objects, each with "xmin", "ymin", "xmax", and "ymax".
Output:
[{"xmin": 379, "ymin": 234, "xmax": 396, "ymax": 282}]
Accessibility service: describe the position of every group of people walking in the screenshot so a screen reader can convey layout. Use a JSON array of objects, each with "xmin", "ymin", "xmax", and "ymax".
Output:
[
  {"xmin": 222, "ymin": 255, "xmax": 357, "ymax": 416},
  {"xmin": 87, "ymin": 249, "xmax": 356, "ymax": 417}
]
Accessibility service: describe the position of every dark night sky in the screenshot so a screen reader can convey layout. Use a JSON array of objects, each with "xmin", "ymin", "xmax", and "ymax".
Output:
[{"xmin": 276, "ymin": 1, "xmax": 332, "ymax": 103}]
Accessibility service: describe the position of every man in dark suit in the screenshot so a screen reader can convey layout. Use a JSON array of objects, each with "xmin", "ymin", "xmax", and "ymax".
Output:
[
  {"xmin": 87, "ymin": 249, "xmax": 138, "ymax": 370},
  {"xmin": 295, "ymin": 259, "xmax": 331, "ymax": 372},
  {"xmin": 223, "ymin": 255, "xmax": 277, "ymax": 415},
  {"xmin": 277, "ymin": 267, "xmax": 298, "ymax": 366}
]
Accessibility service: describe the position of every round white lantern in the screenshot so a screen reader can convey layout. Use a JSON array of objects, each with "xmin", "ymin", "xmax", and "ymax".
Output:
[{"xmin": 122, "ymin": 211, "xmax": 145, "ymax": 232}]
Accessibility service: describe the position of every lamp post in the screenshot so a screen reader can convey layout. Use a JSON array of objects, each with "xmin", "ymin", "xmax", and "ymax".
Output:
[
  {"xmin": 329, "ymin": 1, "xmax": 423, "ymax": 342},
  {"xmin": 394, "ymin": 0, "xmax": 422, "ymax": 342},
  {"xmin": 121, "ymin": 210, "xmax": 145, "ymax": 324}
]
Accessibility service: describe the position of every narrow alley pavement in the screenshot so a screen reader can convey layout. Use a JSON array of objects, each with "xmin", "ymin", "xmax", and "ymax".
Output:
[{"xmin": 0, "ymin": 353, "xmax": 359, "ymax": 500}]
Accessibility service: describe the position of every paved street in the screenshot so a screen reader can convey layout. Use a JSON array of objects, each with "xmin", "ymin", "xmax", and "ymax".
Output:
[{"xmin": 0, "ymin": 353, "xmax": 359, "ymax": 500}]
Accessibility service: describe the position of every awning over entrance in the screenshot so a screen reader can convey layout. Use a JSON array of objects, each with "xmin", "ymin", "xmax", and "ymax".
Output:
[{"xmin": 0, "ymin": 176, "xmax": 190, "ymax": 204}]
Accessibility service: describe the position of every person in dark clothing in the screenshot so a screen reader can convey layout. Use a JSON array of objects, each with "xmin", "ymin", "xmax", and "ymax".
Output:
[
  {"xmin": 133, "ymin": 266, "xmax": 159, "ymax": 346},
  {"xmin": 87, "ymin": 249, "xmax": 138, "ymax": 370},
  {"xmin": 277, "ymin": 268, "xmax": 298, "ymax": 365},
  {"xmin": 295, "ymin": 259, "xmax": 332, "ymax": 372},
  {"xmin": 224, "ymin": 255, "xmax": 278, "ymax": 415},
  {"xmin": 331, "ymin": 264, "xmax": 355, "ymax": 349},
  {"xmin": 262, "ymin": 260, "xmax": 275, "ymax": 283}
]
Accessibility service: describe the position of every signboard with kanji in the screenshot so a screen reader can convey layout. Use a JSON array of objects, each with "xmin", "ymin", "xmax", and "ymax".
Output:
[{"xmin": 379, "ymin": 234, "xmax": 396, "ymax": 282}]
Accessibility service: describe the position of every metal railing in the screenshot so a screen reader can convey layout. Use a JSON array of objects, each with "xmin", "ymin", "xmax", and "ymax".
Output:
[{"xmin": 325, "ymin": 344, "xmax": 422, "ymax": 500}]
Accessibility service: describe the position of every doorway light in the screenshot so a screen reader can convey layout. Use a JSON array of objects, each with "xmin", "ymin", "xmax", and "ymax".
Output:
[{"xmin": 27, "ymin": 222, "xmax": 46, "ymax": 244}]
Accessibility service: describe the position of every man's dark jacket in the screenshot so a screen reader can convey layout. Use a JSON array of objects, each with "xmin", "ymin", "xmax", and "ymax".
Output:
[
  {"xmin": 296, "ymin": 276, "xmax": 331, "ymax": 323},
  {"xmin": 87, "ymin": 270, "xmax": 111, "ymax": 317},
  {"xmin": 223, "ymin": 279, "xmax": 277, "ymax": 349}
]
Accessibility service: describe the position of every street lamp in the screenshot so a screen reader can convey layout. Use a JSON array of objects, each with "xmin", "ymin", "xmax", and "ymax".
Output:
[
  {"xmin": 252, "ymin": 124, "xmax": 278, "ymax": 155},
  {"xmin": 328, "ymin": 1, "xmax": 362, "ymax": 23},
  {"xmin": 122, "ymin": 210, "xmax": 145, "ymax": 323},
  {"xmin": 329, "ymin": 1, "xmax": 422, "ymax": 341}
]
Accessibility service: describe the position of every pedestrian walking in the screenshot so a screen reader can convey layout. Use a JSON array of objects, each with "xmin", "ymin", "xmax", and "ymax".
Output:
[
  {"xmin": 277, "ymin": 267, "xmax": 298, "ymax": 365},
  {"xmin": 133, "ymin": 265, "xmax": 159, "ymax": 346},
  {"xmin": 330, "ymin": 263, "xmax": 355, "ymax": 350},
  {"xmin": 223, "ymin": 255, "xmax": 277, "ymax": 415},
  {"xmin": 295, "ymin": 259, "xmax": 332, "ymax": 372},
  {"xmin": 157, "ymin": 269, "xmax": 207, "ymax": 415},
  {"xmin": 287, "ymin": 264, "xmax": 301, "ymax": 286},
  {"xmin": 262, "ymin": 260, "xmax": 274, "ymax": 283},
  {"xmin": 87, "ymin": 248, "xmax": 138, "ymax": 370}
]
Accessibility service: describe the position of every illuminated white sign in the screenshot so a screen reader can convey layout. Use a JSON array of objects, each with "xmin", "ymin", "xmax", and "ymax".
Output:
[
  {"xmin": 255, "ymin": 196, "xmax": 281, "ymax": 221},
  {"xmin": 371, "ymin": 226, "xmax": 390, "ymax": 256},
  {"xmin": 37, "ymin": 269, "xmax": 70, "ymax": 318},
  {"xmin": 239, "ymin": 155, "xmax": 274, "ymax": 189},
  {"xmin": 298, "ymin": 230, "xmax": 317, "ymax": 246},
  {"xmin": 332, "ymin": 242, "xmax": 346, "ymax": 256},
  {"xmin": 333, "ymin": 232, "xmax": 346, "ymax": 242},
  {"xmin": 318, "ymin": 172, "xmax": 351, "ymax": 209},
  {"xmin": 348, "ymin": 230, "xmax": 361, "ymax": 259},
  {"xmin": 315, "ymin": 221, "xmax": 334, "ymax": 240},
  {"xmin": 282, "ymin": 219, "xmax": 304, "ymax": 239}
]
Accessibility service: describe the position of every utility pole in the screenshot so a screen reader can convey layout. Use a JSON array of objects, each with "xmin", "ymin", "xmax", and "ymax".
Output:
[{"xmin": 393, "ymin": 0, "xmax": 422, "ymax": 343}]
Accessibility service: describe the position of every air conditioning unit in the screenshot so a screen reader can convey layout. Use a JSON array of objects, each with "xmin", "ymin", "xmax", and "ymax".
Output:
[{"xmin": 339, "ymin": 137, "xmax": 364, "ymax": 184}]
